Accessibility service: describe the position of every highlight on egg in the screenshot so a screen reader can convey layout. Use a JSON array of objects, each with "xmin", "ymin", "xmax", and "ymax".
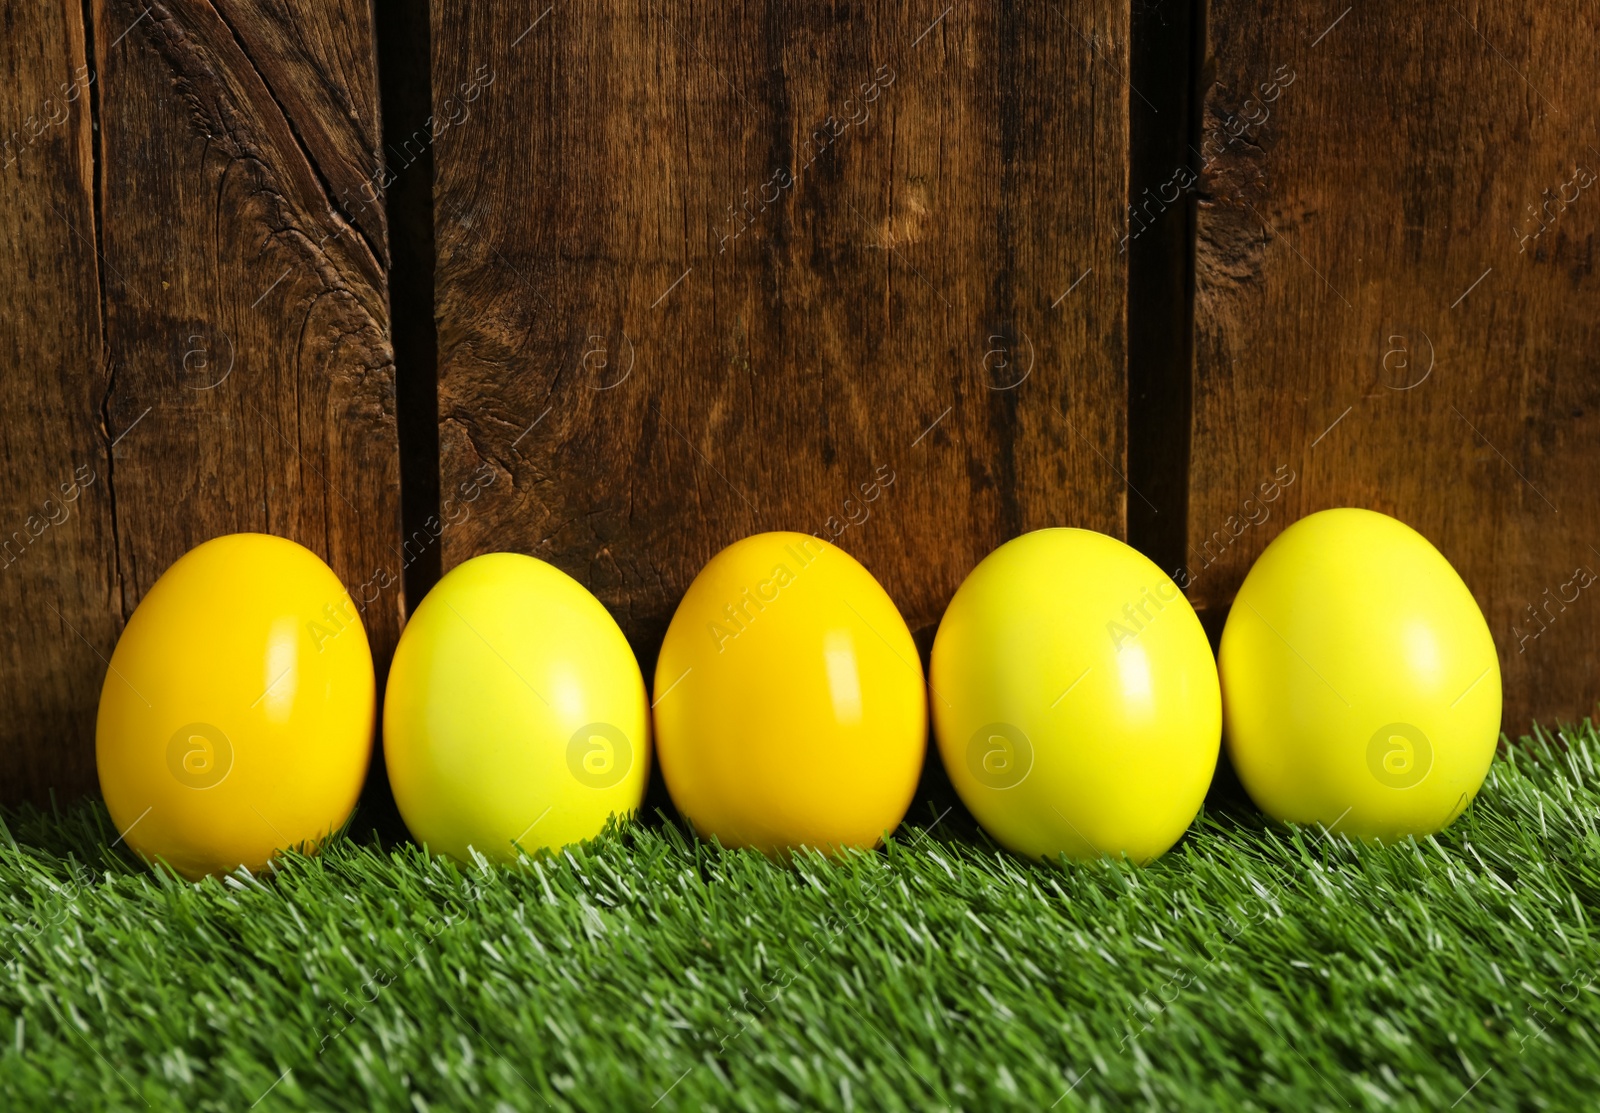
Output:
[
  {"xmin": 930, "ymin": 528, "xmax": 1221, "ymax": 864},
  {"xmin": 383, "ymin": 552, "xmax": 650, "ymax": 864},
  {"xmin": 1219, "ymin": 507, "xmax": 1502, "ymax": 841},
  {"xmin": 95, "ymin": 533, "xmax": 376, "ymax": 880},
  {"xmin": 652, "ymin": 531, "xmax": 926, "ymax": 855}
]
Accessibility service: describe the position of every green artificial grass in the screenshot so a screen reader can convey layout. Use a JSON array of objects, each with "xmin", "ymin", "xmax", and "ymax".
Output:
[{"xmin": 4, "ymin": 726, "xmax": 1600, "ymax": 1111}]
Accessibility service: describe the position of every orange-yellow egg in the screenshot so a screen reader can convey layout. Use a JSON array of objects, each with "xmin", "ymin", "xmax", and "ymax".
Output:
[
  {"xmin": 95, "ymin": 534, "xmax": 375, "ymax": 879},
  {"xmin": 653, "ymin": 532, "xmax": 926, "ymax": 854}
]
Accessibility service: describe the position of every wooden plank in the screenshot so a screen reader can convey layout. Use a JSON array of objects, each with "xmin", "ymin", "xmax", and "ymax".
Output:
[
  {"xmin": 0, "ymin": 0, "xmax": 399, "ymax": 805},
  {"xmin": 1191, "ymin": 0, "xmax": 1600, "ymax": 731},
  {"xmin": 430, "ymin": 1, "xmax": 1131, "ymax": 663},
  {"xmin": 0, "ymin": 0, "xmax": 121, "ymax": 803},
  {"xmin": 89, "ymin": 0, "xmax": 402, "ymax": 659}
]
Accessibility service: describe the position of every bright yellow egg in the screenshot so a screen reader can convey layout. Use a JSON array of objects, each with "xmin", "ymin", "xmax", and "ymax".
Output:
[
  {"xmin": 383, "ymin": 553, "xmax": 649, "ymax": 863},
  {"xmin": 1220, "ymin": 508, "xmax": 1501, "ymax": 840},
  {"xmin": 653, "ymin": 532, "xmax": 925, "ymax": 854},
  {"xmin": 95, "ymin": 534, "xmax": 375, "ymax": 880},
  {"xmin": 931, "ymin": 529, "xmax": 1220, "ymax": 863}
]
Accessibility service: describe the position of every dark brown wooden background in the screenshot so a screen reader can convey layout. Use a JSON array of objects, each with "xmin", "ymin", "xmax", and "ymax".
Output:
[{"xmin": 0, "ymin": 0, "xmax": 1593, "ymax": 805}]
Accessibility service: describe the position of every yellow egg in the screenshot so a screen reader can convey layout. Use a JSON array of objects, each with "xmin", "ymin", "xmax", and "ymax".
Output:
[
  {"xmin": 931, "ymin": 529, "xmax": 1221, "ymax": 863},
  {"xmin": 95, "ymin": 534, "xmax": 375, "ymax": 880},
  {"xmin": 1220, "ymin": 508, "xmax": 1501, "ymax": 840},
  {"xmin": 653, "ymin": 532, "xmax": 925, "ymax": 854},
  {"xmin": 383, "ymin": 553, "xmax": 649, "ymax": 863}
]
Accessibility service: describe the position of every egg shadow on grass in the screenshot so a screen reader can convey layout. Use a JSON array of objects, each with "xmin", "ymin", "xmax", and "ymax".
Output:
[
  {"xmin": 900, "ymin": 620, "xmax": 983, "ymax": 848},
  {"xmin": 350, "ymin": 681, "xmax": 415, "ymax": 851}
]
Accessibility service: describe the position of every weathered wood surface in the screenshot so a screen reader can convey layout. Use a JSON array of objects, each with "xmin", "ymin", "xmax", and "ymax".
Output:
[
  {"xmin": 0, "ymin": 0, "xmax": 400, "ymax": 804},
  {"xmin": 0, "ymin": 0, "xmax": 120, "ymax": 802},
  {"xmin": 9, "ymin": 0, "xmax": 1594, "ymax": 807},
  {"xmin": 429, "ymin": 1, "xmax": 1132, "ymax": 663},
  {"xmin": 1190, "ymin": 0, "xmax": 1600, "ymax": 731}
]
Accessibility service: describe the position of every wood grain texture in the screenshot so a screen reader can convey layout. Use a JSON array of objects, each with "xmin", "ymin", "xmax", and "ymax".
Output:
[
  {"xmin": 1191, "ymin": 0, "xmax": 1600, "ymax": 731},
  {"xmin": 0, "ymin": 0, "xmax": 400, "ymax": 804},
  {"xmin": 91, "ymin": 0, "xmax": 402, "ymax": 655},
  {"xmin": 209, "ymin": 0, "xmax": 390, "ymax": 254},
  {"xmin": 431, "ymin": 1, "xmax": 1130, "ymax": 662},
  {"xmin": 0, "ymin": 0, "xmax": 121, "ymax": 802}
]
